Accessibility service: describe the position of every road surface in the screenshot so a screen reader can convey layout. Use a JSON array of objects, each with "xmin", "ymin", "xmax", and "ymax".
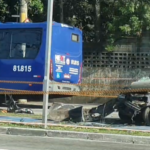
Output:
[{"xmin": 0, "ymin": 134, "xmax": 149, "ymax": 150}]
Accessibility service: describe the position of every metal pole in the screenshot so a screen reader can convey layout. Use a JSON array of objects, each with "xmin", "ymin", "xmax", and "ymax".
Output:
[
  {"xmin": 20, "ymin": 0, "xmax": 28, "ymax": 23},
  {"xmin": 42, "ymin": 0, "xmax": 54, "ymax": 128}
]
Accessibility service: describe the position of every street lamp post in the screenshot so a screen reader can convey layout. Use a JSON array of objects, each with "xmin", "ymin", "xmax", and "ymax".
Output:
[
  {"xmin": 20, "ymin": 0, "xmax": 28, "ymax": 23},
  {"xmin": 42, "ymin": 0, "xmax": 54, "ymax": 128}
]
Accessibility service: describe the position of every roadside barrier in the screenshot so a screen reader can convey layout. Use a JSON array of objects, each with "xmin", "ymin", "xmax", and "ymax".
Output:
[
  {"xmin": 0, "ymin": 79, "xmax": 133, "ymax": 87},
  {"xmin": 0, "ymin": 80, "xmax": 149, "ymax": 98}
]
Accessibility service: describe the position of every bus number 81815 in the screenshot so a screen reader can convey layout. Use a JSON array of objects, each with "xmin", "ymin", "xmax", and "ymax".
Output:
[{"xmin": 13, "ymin": 65, "xmax": 32, "ymax": 72}]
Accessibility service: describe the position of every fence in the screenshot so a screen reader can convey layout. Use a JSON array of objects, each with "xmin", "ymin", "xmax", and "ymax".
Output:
[
  {"xmin": 82, "ymin": 49, "xmax": 150, "ymax": 91},
  {"xmin": 0, "ymin": 79, "xmax": 150, "ymax": 97}
]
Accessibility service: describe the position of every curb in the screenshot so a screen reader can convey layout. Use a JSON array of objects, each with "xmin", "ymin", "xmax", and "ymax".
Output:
[{"xmin": 0, "ymin": 127, "xmax": 150, "ymax": 144}]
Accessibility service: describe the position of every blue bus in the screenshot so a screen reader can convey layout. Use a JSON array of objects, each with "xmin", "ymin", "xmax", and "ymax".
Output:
[{"xmin": 0, "ymin": 22, "xmax": 83, "ymax": 94}]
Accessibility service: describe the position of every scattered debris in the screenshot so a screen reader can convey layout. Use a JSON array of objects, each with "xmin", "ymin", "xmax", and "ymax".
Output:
[
  {"xmin": 4, "ymin": 94, "xmax": 34, "ymax": 114},
  {"xmin": 48, "ymin": 103, "xmax": 83, "ymax": 122}
]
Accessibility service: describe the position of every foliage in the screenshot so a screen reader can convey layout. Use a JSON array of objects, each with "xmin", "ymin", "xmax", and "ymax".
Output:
[
  {"xmin": 0, "ymin": 0, "xmax": 9, "ymax": 22},
  {"xmin": 1, "ymin": 0, "xmax": 150, "ymax": 51},
  {"xmin": 28, "ymin": 0, "xmax": 44, "ymax": 22},
  {"xmin": 104, "ymin": 1, "xmax": 150, "ymax": 50},
  {"xmin": 53, "ymin": 0, "xmax": 94, "ymax": 42},
  {"xmin": 0, "ymin": 0, "xmax": 44, "ymax": 22}
]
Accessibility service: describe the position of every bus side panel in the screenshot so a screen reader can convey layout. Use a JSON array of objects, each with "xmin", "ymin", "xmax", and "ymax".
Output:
[{"xmin": 0, "ymin": 25, "xmax": 47, "ymax": 92}]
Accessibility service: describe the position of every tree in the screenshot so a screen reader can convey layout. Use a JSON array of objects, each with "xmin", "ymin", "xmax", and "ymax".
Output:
[
  {"xmin": 1, "ymin": 0, "xmax": 150, "ymax": 51},
  {"xmin": 0, "ymin": 0, "xmax": 45, "ymax": 22},
  {"xmin": 63, "ymin": 0, "xmax": 94, "ymax": 42},
  {"xmin": 0, "ymin": 0, "xmax": 9, "ymax": 22},
  {"xmin": 104, "ymin": 0, "xmax": 150, "ymax": 51},
  {"xmin": 28, "ymin": 0, "xmax": 44, "ymax": 22}
]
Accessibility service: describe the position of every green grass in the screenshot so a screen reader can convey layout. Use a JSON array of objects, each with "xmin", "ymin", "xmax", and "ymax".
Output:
[
  {"xmin": 0, "ymin": 111, "xmax": 150, "ymax": 137},
  {"xmin": 0, "ymin": 122, "xmax": 150, "ymax": 137}
]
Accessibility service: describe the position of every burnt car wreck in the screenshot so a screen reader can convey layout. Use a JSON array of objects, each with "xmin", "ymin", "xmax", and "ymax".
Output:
[{"xmin": 48, "ymin": 77, "xmax": 150, "ymax": 126}]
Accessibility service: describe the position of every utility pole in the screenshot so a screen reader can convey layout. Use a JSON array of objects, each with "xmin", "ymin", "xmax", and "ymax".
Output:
[
  {"xmin": 42, "ymin": 0, "xmax": 54, "ymax": 128},
  {"xmin": 20, "ymin": 0, "xmax": 28, "ymax": 22}
]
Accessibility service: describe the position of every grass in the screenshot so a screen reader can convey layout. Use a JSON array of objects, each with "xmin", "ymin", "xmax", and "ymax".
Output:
[
  {"xmin": 0, "ymin": 110, "xmax": 150, "ymax": 137},
  {"xmin": 0, "ymin": 121, "xmax": 150, "ymax": 137}
]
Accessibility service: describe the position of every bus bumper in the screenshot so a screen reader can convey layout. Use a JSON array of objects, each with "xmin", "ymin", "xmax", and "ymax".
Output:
[{"xmin": 48, "ymin": 81, "xmax": 81, "ymax": 92}]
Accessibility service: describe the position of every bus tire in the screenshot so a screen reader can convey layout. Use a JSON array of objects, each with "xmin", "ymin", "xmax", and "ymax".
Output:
[{"xmin": 143, "ymin": 107, "xmax": 150, "ymax": 126}]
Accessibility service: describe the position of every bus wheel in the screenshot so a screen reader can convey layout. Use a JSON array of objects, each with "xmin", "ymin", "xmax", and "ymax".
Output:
[{"xmin": 143, "ymin": 107, "xmax": 150, "ymax": 126}]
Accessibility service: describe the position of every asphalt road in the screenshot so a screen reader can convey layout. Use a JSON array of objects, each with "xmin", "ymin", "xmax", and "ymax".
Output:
[{"xmin": 0, "ymin": 134, "xmax": 149, "ymax": 150}]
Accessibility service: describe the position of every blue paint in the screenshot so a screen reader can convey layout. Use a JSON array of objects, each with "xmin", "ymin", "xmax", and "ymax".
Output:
[
  {"xmin": 0, "ymin": 116, "xmax": 40, "ymax": 123},
  {"xmin": 112, "ymin": 125, "xmax": 150, "ymax": 131}
]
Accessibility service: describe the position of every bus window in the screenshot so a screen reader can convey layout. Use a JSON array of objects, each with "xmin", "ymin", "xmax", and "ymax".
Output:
[
  {"xmin": 0, "ymin": 28, "xmax": 42, "ymax": 59},
  {"xmin": 10, "ymin": 29, "xmax": 42, "ymax": 59},
  {"xmin": 72, "ymin": 34, "xmax": 79, "ymax": 42},
  {"xmin": 0, "ymin": 31, "xmax": 11, "ymax": 59}
]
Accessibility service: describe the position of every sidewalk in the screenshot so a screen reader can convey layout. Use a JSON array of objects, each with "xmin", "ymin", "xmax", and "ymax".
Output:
[{"xmin": 0, "ymin": 126, "xmax": 150, "ymax": 145}]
